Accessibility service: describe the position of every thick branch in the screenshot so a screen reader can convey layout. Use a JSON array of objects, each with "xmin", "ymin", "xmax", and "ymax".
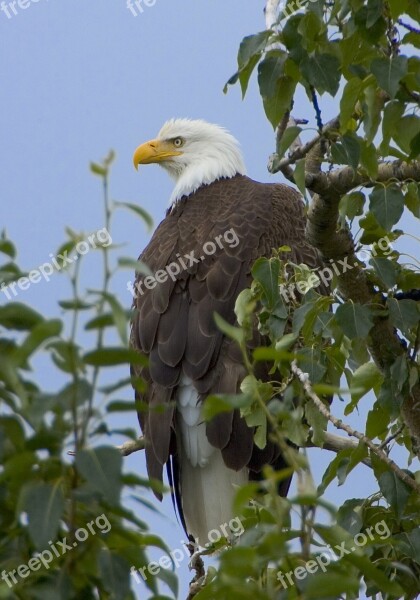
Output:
[
  {"xmin": 115, "ymin": 432, "xmax": 371, "ymax": 466},
  {"xmin": 306, "ymin": 431, "xmax": 371, "ymax": 467},
  {"xmin": 304, "ymin": 157, "xmax": 420, "ymax": 454},
  {"xmin": 264, "ymin": 0, "xmax": 281, "ymax": 29},
  {"xmin": 292, "ymin": 363, "xmax": 420, "ymax": 495},
  {"xmin": 117, "ymin": 436, "xmax": 145, "ymax": 456},
  {"xmin": 305, "ymin": 159, "xmax": 420, "ymax": 198}
]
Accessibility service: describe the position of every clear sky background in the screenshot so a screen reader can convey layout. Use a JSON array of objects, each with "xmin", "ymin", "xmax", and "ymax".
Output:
[{"xmin": 1, "ymin": 1, "xmax": 418, "ymax": 598}]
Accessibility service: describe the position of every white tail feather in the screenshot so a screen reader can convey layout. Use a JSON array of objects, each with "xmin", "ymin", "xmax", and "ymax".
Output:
[
  {"xmin": 176, "ymin": 375, "xmax": 248, "ymax": 542},
  {"xmin": 180, "ymin": 446, "xmax": 248, "ymax": 544}
]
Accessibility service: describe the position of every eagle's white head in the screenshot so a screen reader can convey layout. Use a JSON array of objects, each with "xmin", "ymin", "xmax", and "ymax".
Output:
[{"xmin": 133, "ymin": 118, "xmax": 247, "ymax": 204}]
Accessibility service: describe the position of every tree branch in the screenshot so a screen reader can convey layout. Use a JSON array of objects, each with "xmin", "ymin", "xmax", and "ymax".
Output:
[
  {"xmin": 303, "ymin": 157, "xmax": 420, "ymax": 456},
  {"xmin": 268, "ymin": 116, "xmax": 340, "ymax": 175},
  {"xmin": 305, "ymin": 159, "xmax": 420, "ymax": 198},
  {"xmin": 306, "ymin": 431, "xmax": 371, "ymax": 467},
  {"xmin": 117, "ymin": 436, "xmax": 145, "ymax": 456},
  {"xmin": 292, "ymin": 362, "xmax": 420, "ymax": 495},
  {"xmin": 114, "ymin": 432, "xmax": 371, "ymax": 468},
  {"xmin": 398, "ymin": 18, "xmax": 420, "ymax": 35},
  {"xmin": 264, "ymin": 0, "xmax": 281, "ymax": 29}
]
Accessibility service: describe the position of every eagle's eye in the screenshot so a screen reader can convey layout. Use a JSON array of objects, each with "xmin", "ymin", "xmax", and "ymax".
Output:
[{"xmin": 172, "ymin": 137, "xmax": 184, "ymax": 148}]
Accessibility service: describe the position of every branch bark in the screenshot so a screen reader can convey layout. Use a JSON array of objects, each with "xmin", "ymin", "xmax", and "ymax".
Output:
[
  {"xmin": 292, "ymin": 363, "xmax": 420, "ymax": 495},
  {"xmin": 117, "ymin": 436, "xmax": 145, "ymax": 456},
  {"xmin": 116, "ymin": 432, "xmax": 371, "ymax": 465},
  {"xmin": 264, "ymin": 0, "xmax": 281, "ymax": 29},
  {"xmin": 303, "ymin": 157, "xmax": 420, "ymax": 456}
]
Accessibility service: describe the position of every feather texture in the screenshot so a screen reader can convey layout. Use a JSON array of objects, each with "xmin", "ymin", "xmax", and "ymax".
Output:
[{"xmin": 130, "ymin": 173, "xmax": 325, "ymax": 541}]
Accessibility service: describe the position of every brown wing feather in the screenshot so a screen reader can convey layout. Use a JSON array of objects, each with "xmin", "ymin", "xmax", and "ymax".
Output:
[{"xmin": 130, "ymin": 174, "xmax": 325, "ymax": 505}]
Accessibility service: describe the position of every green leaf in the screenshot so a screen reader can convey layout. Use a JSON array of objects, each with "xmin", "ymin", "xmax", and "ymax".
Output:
[
  {"xmin": 90, "ymin": 162, "xmax": 107, "ymax": 176},
  {"xmin": 305, "ymin": 400, "xmax": 327, "ymax": 446},
  {"xmin": 213, "ymin": 312, "xmax": 244, "ymax": 344},
  {"xmin": 114, "ymin": 201, "xmax": 153, "ymax": 231},
  {"xmin": 85, "ymin": 311, "xmax": 130, "ymax": 331},
  {"xmin": 257, "ymin": 50, "xmax": 288, "ymax": 97},
  {"xmin": 378, "ymin": 471, "xmax": 411, "ymax": 518},
  {"xmin": 22, "ymin": 481, "xmax": 64, "ymax": 550},
  {"xmin": 369, "ymin": 257, "xmax": 397, "ymax": 289},
  {"xmin": 380, "ymin": 100, "xmax": 405, "ymax": 154},
  {"xmin": 11, "ymin": 319, "xmax": 62, "ymax": 367},
  {"xmin": 300, "ymin": 53, "xmax": 341, "ymax": 96},
  {"xmin": 387, "ymin": 298, "xmax": 420, "ymax": 336},
  {"xmin": 314, "ymin": 524, "xmax": 403, "ymax": 595},
  {"xmin": 390, "ymin": 354, "xmax": 409, "ymax": 392},
  {"xmin": 410, "ymin": 131, "xmax": 420, "ymax": 159},
  {"xmin": 340, "ymin": 78, "xmax": 364, "ymax": 131},
  {"xmin": 402, "ymin": 31, "xmax": 420, "ymax": 49},
  {"xmin": 366, "ymin": 404, "xmax": 390, "ymax": 438},
  {"xmin": 319, "ymin": 449, "xmax": 353, "ymax": 492},
  {"xmin": 58, "ymin": 299, "xmax": 94, "ymax": 310},
  {"xmin": 339, "ymin": 192, "xmax": 365, "ymax": 220},
  {"xmin": 405, "ymin": 182, "xmax": 420, "ymax": 218},
  {"xmin": 0, "ymin": 302, "xmax": 44, "ymax": 330},
  {"xmin": 363, "ymin": 84, "xmax": 384, "ymax": 144},
  {"xmin": 99, "ymin": 292, "xmax": 128, "ymax": 345},
  {"xmin": 371, "ymin": 56, "xmax": 408, "ymax": 99},
  {"xmin": 84, "ymin": 347, "xmax": 147, "ymax": 367},
  {"xmin": 296, "ymin": 348, "xmax": 327, "ymax": 383},
  {"xmin": 348, "ymin": 362, "xmax": 383, "ymax": 408},
  {"xmin": 305, "ymin": 572, "xmax": 360, "ymax": 598},
  {"xmin": 203, "ymin": 393, "xmax": 252, "ymax": 420},
  {"xmin": 388, "ymin": 0, "xmax": 408, "ymax": 18},
  {"xmin": 393, "ymin": 115, "xmax": 420, "ymax": 155},
  {"xmin": 234, "ymin": 288, "xmax": 254, "ymax": 327},
  {"xmin": 394, "ymin": 529, "xmax": 420, "ymax": 561},
  {"xmin": 360, "ymin": 141, "xmax": 378, "ymax": 179},
  {"xmin": 369, "ymin": 184, "xmax": 405, "ymax": 230},
  {"xmin": 234, "ymin": 31, "xmax": 272, "ymax": 97},
  {"xmin": 107, "ymin": 400, "xmax": 137, "ymax": 412},
  {"xmin": 76, "ymin": 446, "xmax": 122, "ymax": 505},
  {"xmin": 251, "ymin": 257, "xmax": 280, "ymax": 309},
  {"xmin": 331, "ymin": 134, "xmax": 361, "ymax": 169},
  {"xmin": 335, "ymin": 303, "xmax": 374, "ymax": 338},
  {"xmin": 98, "ymin": 550, "xmax": 131, "ymax": 600},
  {"xmin": 0, "ymin": 235, "xmax": 16, "ymax": 259},
  {"xmin": 276, "ymin": 125, "xmax": 302, "ymax": 159},
  {"xmin": 261, "ymin": 76, "xmax": 296, "ymax": 129}
]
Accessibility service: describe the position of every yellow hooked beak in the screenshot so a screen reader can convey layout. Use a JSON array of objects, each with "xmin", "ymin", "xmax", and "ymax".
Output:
[{"xmin": 132, "ymin": 139, "xmax": 183, "ymax": 170}]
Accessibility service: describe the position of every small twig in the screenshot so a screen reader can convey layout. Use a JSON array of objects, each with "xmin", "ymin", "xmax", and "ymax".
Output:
[
  {"xmin": 276, "ymin": 110, "xmax": 291, "ymax": 150},
  {"xmin": 310, "ymin": 87, "xmax": 323, "ymax": 131},
  {"xmin": 292, "ymin": 362, "xmax": 420, "ymax": 495},
  {"xmin": 378, "ymin": 424, "xmax": 405, "ymax": 451},
  {"xmin": 67, "ymin": 436, "xmax": 146, "ymax": 458},
  {"xmin": 269, "ymin": 116, "xmax": 340, "ymax": 173},
  {"xmin": 398, "ymin": 19, "xmax": 420, "ymax": 35},
  {"xmin": 187, "ymin": 547, "xmax": 206, "ymax": 599},
  {"xmin": 70, "ymin": 431, "xmax": 371, "ymax": 465}
]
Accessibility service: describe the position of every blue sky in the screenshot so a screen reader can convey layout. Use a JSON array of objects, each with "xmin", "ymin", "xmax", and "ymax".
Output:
[{"xmin": 1, "ymin": 1, "xmax": 417, "ymax": 598}]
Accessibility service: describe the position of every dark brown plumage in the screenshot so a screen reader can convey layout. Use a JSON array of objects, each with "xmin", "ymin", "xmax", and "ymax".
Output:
[{"xmin": 130, "ymin": 174, "xmax": 323, "ymax": 537}]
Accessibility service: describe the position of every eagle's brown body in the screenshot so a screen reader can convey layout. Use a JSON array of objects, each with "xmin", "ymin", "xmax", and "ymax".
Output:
[{"xmin": 130, "ymin": 174, "xmax": 322, "ymax": 541}]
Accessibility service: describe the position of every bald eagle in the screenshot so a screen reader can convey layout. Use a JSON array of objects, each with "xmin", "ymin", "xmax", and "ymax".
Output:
[{"xmin": 130, "ymin": 119, "xmax": 321, "ymax": 543}]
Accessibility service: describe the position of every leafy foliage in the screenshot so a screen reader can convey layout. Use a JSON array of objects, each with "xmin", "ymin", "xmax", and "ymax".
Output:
[
  {"xmin": 0, "ymin": 156, "xmax": 175, "ymax": 599},
  {"xmin": 198, "ymin": 1, "xmax": 420, "ymax": 599},
  {"xmin": 2, "ymin": 2, "xmax": 420, "ymax": 599}
]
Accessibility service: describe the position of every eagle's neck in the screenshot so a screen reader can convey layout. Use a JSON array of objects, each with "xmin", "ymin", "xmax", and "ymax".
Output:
[{"xmin": 168, "ymin": 155, "xmax": 246, "ymax": 204}]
